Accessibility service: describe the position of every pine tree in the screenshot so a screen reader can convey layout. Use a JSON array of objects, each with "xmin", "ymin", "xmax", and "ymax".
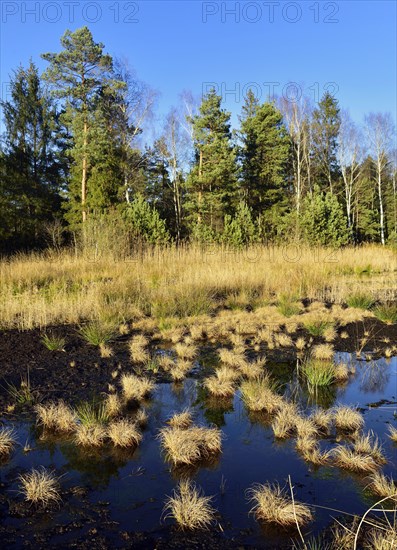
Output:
[
  {"xmin": 186, "ymin": 89, "xmax": 238, "ymax": 233},
  {"xmin": 42, "ymin": 27, "xmax": 124, "ymax": 227},
  {"xmin": 311, "ymin": 92, "xmax": 341, "ymax": 193},
  {"xmin": 0, "ymin": 61, "xmax": 65, "ymax": 249},
  {"xmin": 238, "ymin": 93, "xmax": 290, "ymax": 227}
]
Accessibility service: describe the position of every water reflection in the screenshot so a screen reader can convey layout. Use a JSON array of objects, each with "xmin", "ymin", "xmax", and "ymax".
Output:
[{"xmin": 360, "ymin": 360, "xmax": 391, "ymax": 393}]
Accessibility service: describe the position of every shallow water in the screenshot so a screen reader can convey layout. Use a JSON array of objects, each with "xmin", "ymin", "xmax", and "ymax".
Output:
[{"xmin": 1, "ymin": 353, "xmax": 396, "ymax": 547}]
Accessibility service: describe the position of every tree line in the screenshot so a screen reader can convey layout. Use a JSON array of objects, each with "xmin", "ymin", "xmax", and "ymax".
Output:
[{"xmin": 0, "ymin": 26, "xmax": 396, "ymax": 252}]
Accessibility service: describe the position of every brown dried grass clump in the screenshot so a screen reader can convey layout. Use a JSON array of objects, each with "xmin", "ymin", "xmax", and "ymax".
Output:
[
  {"xmin": 170, "ymin": 359, "xmax": 192, "ymax": 382},
  {"xmin": 128, "ymin": 334, "xmax": 149, "ymax": 363},
  {"xmin": 159, "ymin": 425, "xmax": 222, "ymax": 466},
  {"xmin": 35, "ymin": 401, "xmax": 77, "ymax": 433},
  {"xmin": 312, "ymin": 344, "xmax": 334, "ymax": 361},
  {"xmin": 367, "ymin": 472, "xmax": 397, "ymax": 498},
  {"xmin": 248, "ymin": 482, "xmax": 313, "ymax": 527},
  {"xmin": 163, "ymin": 479, "xmax": 216, "ymax": 530},
  {"xmin": 0, "ymin": 426, "xmax": 16, "ymax": 456},
  {"xmin": 218, "ymin": 348, "xmax": 247, "ymax": 369},
  {"xmin": 167, "ymin": 410, "xmax": 193, "ymax": 430},
  {"xmin": 272, "ymin": 403, "xmax": 299, "ymax": 439},
  {"xmin": 310, "ymin": 408, "xmax": 333, "ymax": 433},
  {"xmin": 334, "ymin": 405, "xmax": 364, "ymax": 432},
  {"xmin": 295, "ymin": 417, "xmax": 319, "ymax": 439},
  {"xmin": 104, "ymin": 393, "xmax": 123, "ymax": 418},
  {"xmin": 353, "ymin": 431, "xmax": 386, "ymax": 464},
  {"xmin": 334, "ymin": 362, "xmax": 349, "ymax": 381},
  {"xmin": 174, "ymin": 342, "xmax": 197, "ymax": 360},
  {"xmin": 121, "ymin": 374, "xmax": 155, "ymax": 402},
  {"xmin": 204, "ymin": 366, "xmax": 240, "ymax": 397},
  {"xmin": 19, "ymin": 467, "xmax": 61, "ymax": 507},
  {"xmin": 107, "ymin": 419, "xmax": 142, "ymax": 447},
  {"xmin": 74, "ymin": 424, "xmax": 107, "ymax": 447},
  {"xmin": 240, "ymin": 376, "xmax": 283, "ymax": 414},
  {"xmin": 333, "ymin": 445, "xmax": 379, "ymax": 473},
  {"xmin": 388, "ymin": 425, "xmax": 397, "ymax": 442}
]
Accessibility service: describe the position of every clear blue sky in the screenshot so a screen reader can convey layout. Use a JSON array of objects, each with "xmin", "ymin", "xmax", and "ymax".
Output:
[{"xmin": 1, "ymin": 1, "xmax": 396, "ymax": 135}]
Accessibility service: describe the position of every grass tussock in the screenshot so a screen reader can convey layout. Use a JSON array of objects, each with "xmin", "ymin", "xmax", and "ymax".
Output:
[
  {"xmin": 107, "ymin": 419, "xmax": 142, "ymax": 447},
  {"xmin": 333, "ymin": 445, "xmax": 379, "ymax": 473},
  {"xmin": 334, "ymin": 362, "xmax": 350, "ymax": 381},
  {"xmin": 248, "ymin": 482, "xmax": 313, "ymax": 527},
  {"xmin": 218, "ymin": 348, "xmax": 247, "ymax": 369},
  {"xmin": 373, "ymin": 304, "xmax": 397, "ymax": 325},
  {"xmin": 388, "ymin": 425, "xmax": 397, "ymax": 442},
  {"xmin": 121, "ymin": 374, "xmax": 155, "ymax": 402},
  {"xmin": 297, "ymin": 439, "xmax": 331, "ymax": 465},
  {"xmin": 134, "ymin": 408, "xmax": 148, "ymax": 428},
  {"xmin": 79, "ymin": 322, "xmax": 115, "ymax": 346},
  {"xmin": 174, "ymin": 342, "xmax": 197, "ymax": 360},
  {"xmin": 128, "ymin": 334, "xmax": 149, "ymax": 363},
  {"xmin": 271, "ymin": 403, "xmax": 299, "ymax": 439},
  {"xmin": 41, "ymin": 333, "xmax": 66, "ymax": 351},
  {"xmin": 310, "ymin": 408, "xmax": 333, "ymax": 433},
  {"xmin": 74, "ymin": 424, "xmax": 107, "ymax": 447},
  {"xmin": 238, "ymin": 357, "xmax": 266, "ymax": 378},
  {"xmin": 367, "ymin": 472, "xmax": 397, "ymax": 498},
  {"xmin": 159, "ymin": 425, "xmax": 222, "ymax": 466},
  {"xmin": 353, "ymin": 431, "xmax": 386, "ymax": 464},
  {"xmin": 35, "ymin": 401, "xmax": 77, "ymax": 432},
  {"xmin": 204, "ymin": 366, "xmax": 240, "ymax": 397},
  {"xmin": 167, "ymin": 410, "xmax": 193, "ymax": 430},
  {"xmin": 312, "ymin": 344, "xmax": 334, "ymax": 361},
  {"xmin": 240, "ymin": 376, "xmax": 283, "ymax": 413},
  {"xmin": 0, "ymin": 426, "xmax": 16, "ymax": 456},
  {"xmin": 346, "ymin": 293, "xmax": 374, "ymax": 310},
  {"xmin": 104, "ymin": 393, "xmax": 123, "ymax": 418},
  {"xmin": 170, "ymin": 359, "xmax": 192, "ymax": 382},
  {"xmin": 302, "ymin": 358, "xmax": 335, "ymax": 389},
  {"xmin": 19, "ymin": 467, "xmax": 61, "ymax": 507},
  {"xmin": 295, "ymin": 417, "xmax": 319, "ymax": 439},
  {"xmin": 76, "ymin": 400, "xmax": 109, "ymax": 427},
  {"xmin": 334, "ymin": 405, "xmax": 364, "ymax": 432},
  {"xmin": 163, "ymin": 479, "xmax": 216, "ymax": 530}
]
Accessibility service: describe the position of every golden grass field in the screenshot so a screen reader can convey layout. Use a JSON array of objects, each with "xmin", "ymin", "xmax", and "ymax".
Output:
[{"xmin": 0, "ymin": 244, "xmax": 396, "ymax": 330}]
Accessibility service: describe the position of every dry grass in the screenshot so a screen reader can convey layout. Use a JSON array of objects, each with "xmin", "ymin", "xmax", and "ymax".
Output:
[
  {"xmin": 157, "ymin": 354, "xmax": 175, "ymax": 371},
  {"xmin": 218, "ymin": 348, "xmax": 247, "ymax": 369},
  {"xmin": 168, "ymin": 410, "xmax": 193, "ymax": 430},
  {"xmin": 353, "ymin": 431, "xmax": 386, "ymax": 464},
  {"xmin": 0, "ymin": 426, "xmax": 16, "ymax": 456},
  {"xmin": 163, "ymin": 479, "xmax": 215, "ymax": 530},
  {"xmin": 104, "ymin": 393, "xmax": 123, "ymax": 418},
  {"xmin": 248, "ymin": 482, "xmax": 313, "ymax": 527},
  {"xmin": 1, "ymin": 245, "xmax": 395, "ymax": 331},
  {"xmin": 107, "ymin": 419, "xmax": 142, "ymax": 447},
  {"xmin": 204, "ymin": 366, "xmax": 240, "ymax": 397},
  {"xmin": 121, "ymin": 374, "xmax": 155, "ymax": 402},
  {"xmin": 272, "ymin": 403, "xmax": 299, "ymax": 439},
  {"xmin": 240, "ymin": 376, "xmax": 283, "ymax": 413},
  {"xmin": 295, "ymin": 337, "xmax": 306, "ymax": 351},
  {"xmin": 311, "ymin": 408, "xmax": 333, "ymax": 433},
  {"xmin": 297, "ymin": 439, "xmax": 331, "ymax": 465},
  {"xmin": 388, "ymin": 425, "xmax": 397, "ymax": 442},
  {"xmin": 129, "ymin": 335, "xmax": 149, "ymax": 363},
  {"xmin": 312, "ymin": 344, "xmax": 334, "ymax": 361},
  {"xmin": 334, "ymin": 362, "xmax": 349, "ymax": 381},
  {"xmin": 174, "ymin": 342, "xmax": 197, "ymax": 360},
  {"xmin": 238, "ymin": 357, "xmax": 266, "ymax": 378},
  {"xmin": 134, "ymin": 408, "xmax": 148, "ymax": 428},
  {"xmin": 333, "ymin": 445, "xmax": 379, "ymax": 473},
  {"xmin": 35, "ymin": 401, "xmax": 77, "ymax": 432},
  {"xmin": 170, "ymin": 359, "xmax": 192, "ymax": 382},
  {"xmin": 367, "ymin": 472, "xmax": 397, "ymax": 498},
  {"xmin": 159, "ymin": 425, "xmax": 222, "ymax": 466},
  {"xmin": 334, "ymin": 405, "xmax": 364, "ymax": 432},
  {"xmin": 365, "ymin": 527, "xmax": 397, "ymax": 550},
  {"xmin": 295, "ymin": 417, "xmax": 319, "ymax": 439},
  {"xmin": 74, "ymin": 424, "xmax": 107, "ymax": 447},
  {"xmin": 19, "ymin": 467, "xmax": 61, "ymax": 507}
]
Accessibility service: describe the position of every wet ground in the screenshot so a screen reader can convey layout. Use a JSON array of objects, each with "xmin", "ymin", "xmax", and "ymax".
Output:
[{"xmin": 0, "ymin": 322, "xmax": 396, "ymax": 548}]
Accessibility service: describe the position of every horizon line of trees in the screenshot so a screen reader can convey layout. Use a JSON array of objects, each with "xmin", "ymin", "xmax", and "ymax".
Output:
[{"xmin": 1, "ymin": 26, "xmax": 396, "ymax": 253}]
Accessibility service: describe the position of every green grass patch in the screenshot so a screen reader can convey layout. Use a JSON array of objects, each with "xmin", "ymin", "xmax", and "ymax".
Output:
[
  {"xmin": 79, "ymin": 322, "xmax": 116, "ymax": 346},
  {"xmin": 76, "ymin": 400, "xmax": 110, "ymax": 427},
  {"xmin": 41, "ymin": 334, "xmax": 66, "ymax": 351},
  {"xmin": 346, "ymin": 293, "xmax": 374, "ymax": 310},
  {"xmin": 373, "ymin": 304, "xmax": 397, "ymax": 325},
  {"xmin": 302, "ymin": 359, "xmax": 335, "ymax": 389},
  {"xmin": 303, "ymin": 320, "xmax": 333, "ymax": 337}
]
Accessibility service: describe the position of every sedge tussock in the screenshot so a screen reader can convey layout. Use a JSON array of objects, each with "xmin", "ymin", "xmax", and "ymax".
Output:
[
  {"xmin": 0, "ymin": 426, "xmax": 16, "ymax": 456},
  {"xmin": 121, "ymin": 374, "xmax": 155, "ymax": 402},
  {"xmin": 297, "ymin": 439, "xmax": 331, "ymax": 465},
  {"xmin": 163, "ymin": 479, "xmax": 215, "ymax": 530},
  {"xmin": 334, "ymin": 362, "xmax": 349, "ymax": 381},
  {"xmin": 74, "ymin": 424, "xmax": 107, "ymax": 447},
  {"xmin": 353, "ymin": 431, "xmax": 386, "ymax": 464},
  {"xmin": 189, "ymin": 324, "xmax": 206, "ymax": 341},
  {"xmin": 35, "ymin": 401, "xmax": 77, "ymax": 433},
  {"xmin": 295, "ymin": 337, "xmax": 306, "ymax": 351},
  {"xmin": 99, "ymin": 343, "xmax": 113, "ymax": 358},
  {"xmin": 367, "ymin": 472, "xmax": 397, "ymax": 498},
  {"xmin": 104, "ymin": 393, "xmax": 123, "ymax": 418},
  {"xmin": 238, "ymin": 357, "xmax": 266, "ymax": 378},
  {"xmin": 323, "ymin": 326, "xmax": 337, "ymax": 342},
  {"xmin": 364, "ymin": 527, "xmax": 397, "ymax": 550},
  {"xmin": 170, "ymin": 359, "xmax": 192, "ymax": 382},
  {"xmin": 107, "ymin": 419, "xmax": 142, "ymax": 447},
  {"xmin": 295, "ymin": 417, "xmax": 319, "ymax": 439},
  {"xmin": 240, "ymin": 376, "xmax": 283, "ymax": 413},
  {"xmin": 157, "ymin": 354, "xmax": 175, "ymax": 371},
  {"xmin": 174, "ymin": 342, "xmax": 197, "ymax": 360},
  {"xmin": 159, "ymin": 426, "xmax": 222, "ymax": 466},
  {"xmin": 310, "ymin": 408, "xmax": 333, "ymax": 433},
  {"xmin": 388, "ymin": 425, "xmax": 397, "ymax": 442},
  {"xmin": 204, "ymin": 366, "xmax": 240, "ymax": 397},
  {"xmin": 248, "ymin": 482, "xmax": 313, "ymax": 527},
  {"xmin": 334, "ymin": 405, "xmax": 364, "ymax": 432},
  {"xmin": 168, "ymin": 410, "xmax": 193, "ymax": 430},
  {"xmin": 274, "ymin": 333, "xmax": 293, "ymax": 347},
  {"xmin": 19, "ymin": 467, "xmax": 61, "ymax": 507},
  {"xmin": 218, "ymin": 348, "xmax": 246, "ymax": 369},
  {"xmin": 128, "ymin": 335, "xmax": 149, "ymax": 363},
  {"xmin": 272, "ymin": 403, "xmax": 299, "ymax": 439},
  {"xmin": 312, "ymin": 344, "xmax": 334, "ymax": 361},
  {"xmin": 333, "ymin": 445, "xmax": 379, "ymax": 473}
]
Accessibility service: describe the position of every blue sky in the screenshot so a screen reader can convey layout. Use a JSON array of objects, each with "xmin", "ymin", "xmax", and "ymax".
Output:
[{"xmin": 1, "ymin": 1, "xmax": 396, "ymax": 135}]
